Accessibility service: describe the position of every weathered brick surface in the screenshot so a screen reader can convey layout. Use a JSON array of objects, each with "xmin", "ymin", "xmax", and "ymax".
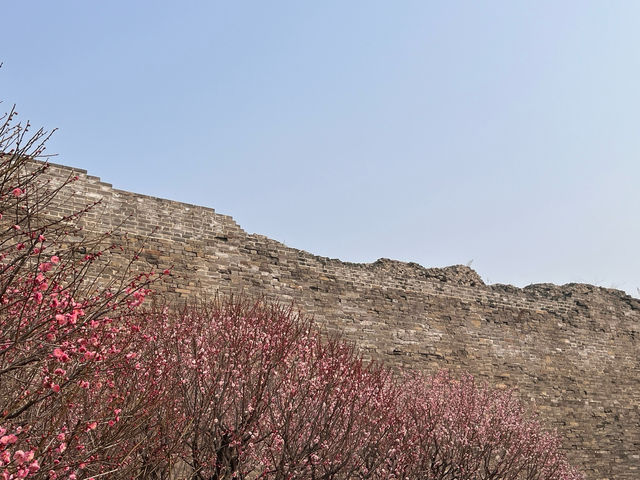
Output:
[{"xmin": 41, "ymin": 162, "xmax": 639, "ymax": 480}]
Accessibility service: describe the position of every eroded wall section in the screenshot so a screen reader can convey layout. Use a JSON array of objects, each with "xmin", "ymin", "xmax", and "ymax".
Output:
[{"xmin": 42, "ymin": 162, "xmax": 639, "ymax": 480}]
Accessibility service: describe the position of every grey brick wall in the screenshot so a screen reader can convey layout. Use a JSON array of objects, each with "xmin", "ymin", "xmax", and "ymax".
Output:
[{"xmin": 39, "ymin": 161, "xmax": 640, "ymax": 480}]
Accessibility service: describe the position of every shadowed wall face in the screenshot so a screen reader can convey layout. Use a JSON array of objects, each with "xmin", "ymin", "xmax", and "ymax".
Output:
[{"xmin": 43, "ymin": 162, "xmax": 640, "ymax": 480}]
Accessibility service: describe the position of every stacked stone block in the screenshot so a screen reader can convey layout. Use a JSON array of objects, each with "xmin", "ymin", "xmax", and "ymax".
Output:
[{"xmin": 38, "ymin": 162, "xmax": 640, "ymax": 480}]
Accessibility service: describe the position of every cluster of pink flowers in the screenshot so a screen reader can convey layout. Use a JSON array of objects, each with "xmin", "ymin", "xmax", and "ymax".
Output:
[
  {"xmin": 0, "ymin": 428, "xmax": 39, "ymax": 479},
  {"xmin": 0, "ymin": 151, "xmax": 168, "ymax": 479},
  {"xmin": 120, "ymin": 303, "xmax": 583, "ymax": 480}
]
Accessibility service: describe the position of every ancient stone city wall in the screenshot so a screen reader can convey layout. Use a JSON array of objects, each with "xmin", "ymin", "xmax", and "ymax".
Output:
[{"xmin": 40, "ymin": 162, "xmax": 639, "ymax": 480}]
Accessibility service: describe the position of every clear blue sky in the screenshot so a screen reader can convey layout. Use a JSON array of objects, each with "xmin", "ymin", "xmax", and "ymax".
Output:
[{"xmin": 2, "ymin": 2, "xmax": 639, "ymax": 296}]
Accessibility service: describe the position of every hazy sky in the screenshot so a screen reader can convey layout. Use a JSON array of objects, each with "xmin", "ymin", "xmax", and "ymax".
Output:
[{"xmin": 2, "ymin": 2, "xmax": 638, "ymax": 296}]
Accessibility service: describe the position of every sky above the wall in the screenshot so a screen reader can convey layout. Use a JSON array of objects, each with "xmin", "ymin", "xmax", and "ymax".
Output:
[{"xmin": 2, "ymin": 1, "xmax": 639, "ymax": 296}]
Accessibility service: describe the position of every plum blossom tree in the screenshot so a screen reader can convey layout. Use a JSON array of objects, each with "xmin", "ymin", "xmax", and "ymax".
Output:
[
  {"xmin": 134, "ymin": 301, "xmax": 583, "ymax": 480},
  {"xmin": 140, "ymin": 302, "xmax": 402, "ymax": 480},
  {"xmin": 387, "ymin": 371, "xmax": 584, "ymax": 480},
  {"xmin": 141, "ymin": 301, "xmax": 400, "ymax": 479},
  {"xmin": 0, "ymin": 103, "xmax": 170, "ymax": 479}
]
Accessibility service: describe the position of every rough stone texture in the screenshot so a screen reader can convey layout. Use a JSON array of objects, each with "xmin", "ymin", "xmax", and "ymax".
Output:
[{"xmin": 39, "ymin": 162, "xmax": 639, "ymax": 480}]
